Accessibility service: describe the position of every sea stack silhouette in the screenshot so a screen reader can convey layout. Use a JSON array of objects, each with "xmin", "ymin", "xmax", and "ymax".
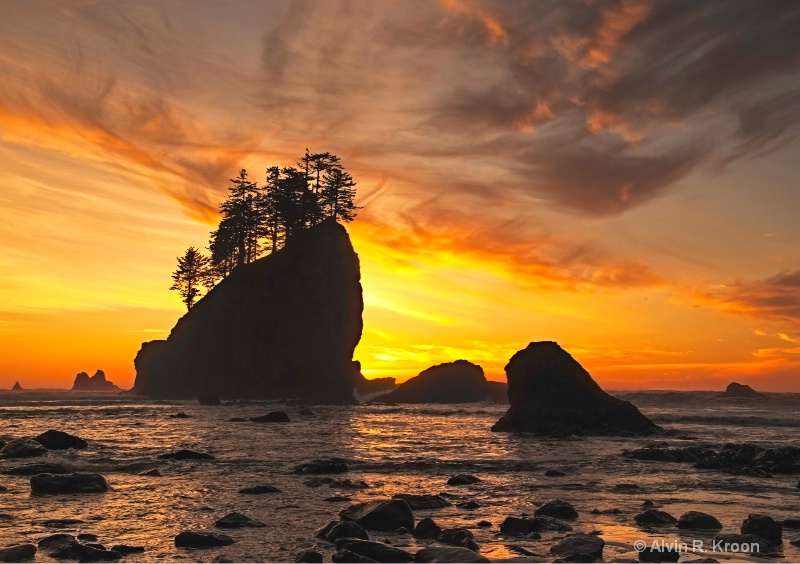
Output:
[
  {"xmin": 724, "ymin": 382, "xmax": 760, "ymax": 397},
  {"xmin": 134, "ymin": 219, "xmax": 362, "ymax": 403},
  {"xmin": 374, "ymin": 360, "xmax": 502, "ymax": 403},
  {"xmin": 492, "ymin": 341, "xmax": 659, "ymax": 436},
  {"xmin": 11, "ymin": 381, "xmax": 23, "ymax": 391},
  {"xmin": 72, "ymin": 370, "xmax": 120, "ymax": 391}
]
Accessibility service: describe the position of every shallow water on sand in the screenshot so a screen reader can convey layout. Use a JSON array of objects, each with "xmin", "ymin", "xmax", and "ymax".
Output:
[{"xmin": 0, "ymin": 390, "xmax": 798, "ymax": 562}]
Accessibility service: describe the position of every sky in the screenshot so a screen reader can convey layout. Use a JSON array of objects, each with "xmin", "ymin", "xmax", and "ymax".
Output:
[{"xmin": 1, "ymin": 0, "xmax": 800, "ymax": 391}]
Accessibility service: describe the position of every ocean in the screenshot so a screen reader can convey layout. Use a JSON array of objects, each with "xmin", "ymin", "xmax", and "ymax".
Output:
[{"xmin": 0, "ymin": 390, "xmax": 798, "ymax": 562}]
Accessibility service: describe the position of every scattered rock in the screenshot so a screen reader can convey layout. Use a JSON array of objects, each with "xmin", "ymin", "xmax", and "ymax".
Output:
[
  {"xmin": 724, "ymin": 382, "xmax": 759, "ymax": 397},
  {"xmin": 412, "ymin": 518, "xmax": 441, "ymax": 539},
  {"xmin": 330, "ymin": 478, "xmax": 370, "ymax": 489},
  {"xmin": 332, "ymin": 549, "xmax": 378, "ymax": 563},
  {"xmin": 340, "ymin": 499, "xmax": 415, "ymax": 531},
  {"xmin": 294, "ymin": 458, "xmax": 348, "ymax": 474},
  {"xmin": 535, "ymin": 500, "xmax": 578, "ymax": 520},
  {"xmin": 38, "ymin": 534, "xmax": 76, "ymax": 551},
  {"xmin": 634, "ymin": 509, "xmax": 677, "ymax": 526},
  {"xmin": 624, "ymin": 443, "xmax": 800, "ymax": 476},
  {"xmin": 373, "ymin": 360, "xmax": 490, "ymax": 404},
  {"xmin": 296, "ymin": 549, "xmax": 323, "ymax": 563},
  {"xmin": 500, "ymin": 516, "xmax": 572, "ymax": 535},
  {"xmin": 198, "ymin": 394, "xmax": 221, "ymax": 405},
  {"xmin": 678, "ymin": 511, "xmax": 722, "ymax": 530},
  {"xmin": 446, "ymin": 474, "xmax": 480, "ymax": 485},
  {"xmin": 712, "ymin": 534, "xmax": 767, "ymax": 553},
  {"xmin": 52, "ymin": 541, "xmax": 121, "ymax": 562},
  {"xmin": 35, "ymin": 430, "xmax": 88, "ymax": 450},
  {"xmin": 214, "ymin": 511, "xmax": 266, "ymax": 528},
  {"xmin": 324, "ymin": 521, "xmax": 369, "ymax": 542},
  {"xmin": 414, "ymin": 546, "xmax": 489, "ymax": 563},
  {"xmin": 0, "ymin": 544, "xmax": 37, "ymax": 562},
  {"xmin": 239, "ymin": 484, "xmax": 281, "ymax": 494},
  {"xmin": 392, "ymin": 494, "xmax": 451, "ymax": 510},
  {"xmin": 491, "ymin": 341, "xmax": 660, "ymax": 436},
  {"xmin": 0, "ymin": 438, "xmax": 47, "ymax": 458},
  {"xmin": 250, "ymin": 411, "xmax": 291, "ymax": 423},
  {"xmin": 741, "ymin": 513, "xmax": 782, "ymax": 543},
  {"xmin": 31, "ymin": 473, "xmax": 109, "ymax": 494},
  {"xmin": 438, "ymin": 528, "xmax": 478, "ymax": 551},
  {"xmin": 551, "ymin": 533, "xmax": 605, "ymax": 559},
  {"xmin": 2, "ymin": 462, "xmax": 70, "ymax": 475},
  {"xmin": 591, "ymin": 508, "xmax": 622, "ymax": 515},
  {"xmin": 457, "ymin": 501, "xmax": 481, "ymax": 509},
  {"xmin": 477, "ymin": 520, "xmax": 491, "ymax": 527},
  {"xmin": 158, "ymin": 450, "xmax": 215, "ymax": 460},
  {"xmin": 169, "ymin": 412, "xmax": 191, "ymax": 419},
  {"xmin": 174, "ymin": 531, "xmax": 234, "ymax": 548},
  {"xmin": 545, "ymin": 470, "xmax": 567, "ymax": 477},
  {"xmin": 638, "ymin": 546, "xmax": 680, "ymax": 562},
  {"xmin": 138, "ymin": 468, "xmax": 161, "ymax": 477},
  {"xmin": 72, "ymin": 370, "xmax": 120, "ymax": 391},
  {"xmin": 334, "ymin": 539, "xmax": 414, "ymax": 563},
  {"xmin": 109, "ymin": 545, "xmax": 145, "ymax": 555}
]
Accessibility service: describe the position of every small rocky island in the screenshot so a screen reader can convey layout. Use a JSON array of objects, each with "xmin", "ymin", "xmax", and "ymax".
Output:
[
  {"xmin": 374, "ymin": 360, "xmax": 506, "ymax": 403},
  {"xmin": 11, "ymin": 381, "xmax": 23, "ymax": 391},
  {"xmin": 134, "ymin": 220, "xmax": 363, "ymax": 403},
  {"xmin": 492, "ymin": 341, "xmax": 660, "ymax": 436},
  {"xmin": 71, "ymin": 370, "xmax": 120, "ymax": 391},
  {"xmin": 724, "ymin": 381, "xmax": 760, "ymax": 397}
]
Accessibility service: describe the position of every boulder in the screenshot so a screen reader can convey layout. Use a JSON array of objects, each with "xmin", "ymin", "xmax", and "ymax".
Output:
[
  {"xmin": 38, "ymin": 534, "xmax": 76, "ymax": 551},
  {"xmin": 294, "ymin": 458, "xmax": 348, "ymax": 474},
  {"xmin": 491, "ymin": 342, "xmax": 660, "ymax": 435},
  {"xmin": 500, "ymin": 515, "xmax": 572, "ymax": 534},
  {"xmin": 296, "ymin": 550, "xmax": 324, "ymax": 563},
  {"xmin": 340, "ymin": 499, "xmax": 415, "ymax": 531},
  {"xmin": 2, "ymin": 462, "xmax": 69, "ymax": 475},
  {"xmin": 250, "ymin": 411, "xmax": 290, "ymax": 423},
  {"xmin": 535, "ymin": 499, "xmax": 578, "ymax": 520},
  {"xmin": 741, "ymin": 513, "xmax": 782, "ymax": 543},
  {"xmin": 438, "ymin": 528, "xmax": 478, "ymax": 551},
  {"xmin": 30, "ymin": 473, "xmax": 109, "ymax": 494},
  {"xmin": 174, "ymin": 531, "xmax": 234, "ymax": 548},
  {"xmin": 414, "ymin": 546, "xmax": 489, "ymax": 563},
  {"xmin": 133, "ymin": 220, "xmax": 363, "ymax": 404},
  {"xmin": 677, "ymin": 511, "xmax": 722, "ymax": 530},
  {"xmin": 334, "ymin": 539, "xmax": 414, "ymax": 563},
  {"xmin": 0, "ymin": 438, "xmax": 47, "ymax": 458},
  {"xmin": 634, "ymin": 509, "xmax": 677, "ymax": 526},
  {"xmin": 550, "ymin": 533, "xmax": 605, "ymax": 559},
  {"xmin": 724, "ymin": 382, "xmax": 759, "ymax": 397},
  {"xmin": 71, "ymin": 370, "xmax": 120, "ymax": 391},
  {"xmin": 51, "ymin": 541, "xmax": 121, "ymax": 562},
  {"xmin": 158, "ymin": 450, "xmax": 215, "ymax": 460},
  {"xmin": 214, "ymin": 512, "xmax": 265, "ymax": 528},
  {"xmin": 412, "ymin": 517, "xmax": 441, "ymax": 539},
  {"xmin": 138, "ymin": 468, "xmax": 161, "ymax": 477},
  {"xmin": 447, "ymin": 474, "xmax": 480, "ymax": 485},
  {"xmin": 392, "ymin": 494, "xmax": 451, "ymax": 510},
  {"xmin": 373, "ymin": 360, "xmax": 490, "ymax": 403},
  {"xmin": 325, "ymin": 520, "xmax": 369, "ymax": 542},
  {"xmin": 35, "ymin": 430, "xmax": 88, "ymax": 450},
  {"xmin": 109, "ymin": 545, "xmax": 145, "ymax": 555},
  {"xmin": 11, "ymin": 381, "xmax": 23, "ymax": 391},
  {"xmin": 0, "ymin": 544, "xmax": 36, "ymax": 562},
  {"xmin": 238, "ymin": 484, "xmax": 281, "ymax": 494}
]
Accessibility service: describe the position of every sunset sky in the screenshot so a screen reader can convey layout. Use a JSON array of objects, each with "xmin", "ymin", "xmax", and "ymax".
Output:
[{"xmin": 2, "ymin": 0, "xmax": 800, "ymax": 391}]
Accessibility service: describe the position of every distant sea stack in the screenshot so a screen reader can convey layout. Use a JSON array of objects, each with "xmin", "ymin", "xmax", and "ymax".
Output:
[
  {"xmin": 492, "ymin": 342, "xmax": 659, "ymax": 436},
  {"xmin": 374, "ymin": 360, "xmax": 506, "ymax": 403},
  {"xmin": 134, "ymin": 220, "xmax": 363, "ymax": 403},
  {"xmin": 724, "ymin": 382, "xmax": 760, "ymax": 397},
  {"xmin": 11, "ymin": 381, "xmax": 23, "ymax": 391},
  {"xmin": 71, "ymin": 370, "xmax": 120, "ymax": 391}
]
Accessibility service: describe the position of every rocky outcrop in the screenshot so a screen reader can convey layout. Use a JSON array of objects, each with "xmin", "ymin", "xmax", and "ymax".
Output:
[
  {"xmin": 71, "ymin": 370, "xmax": 120, "ymax": 391},
  {"xmin": 11, "ymin": 381, "xmax": 23, "ymax": 391},
  {"xmin": 491, "ymin": 342, "xmax": 660, "ymax": 436},
  {"xmin": 352, "ymin": 361, "xmax": 396, "ymax": 397},
  {"xmin": 134, "ymin": 220, "xmax": 362, "ymax": 404},
  {"xmin": 374, "ymin": 360, "xmax": 492, "ymax": 403},
  {"xmin": 624, "ymin": 443, "xmax": 800, "ymax": 475},
  {"xmin": 724, "ymin": 382, "xmax": 759, "ymax": 397},
  {"xmin": 35, "ymin": 430, "xmax": 88, "ymax": 450}
]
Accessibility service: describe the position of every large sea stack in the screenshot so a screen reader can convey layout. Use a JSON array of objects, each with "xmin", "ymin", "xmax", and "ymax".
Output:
[
  {"xmin": 71, "ymin": 370, "xmax": 120, "ymax": 391},
  {"xmin": 374, "ymin": 360, "xmax": 494, "ymax": 403},
  {"xmin": 133, "ymin": 220, "xmax": 362, "ymax": 403},
  {"xmin": 492, "ymin": 341, "xmax": 659, "ymax": 436}
]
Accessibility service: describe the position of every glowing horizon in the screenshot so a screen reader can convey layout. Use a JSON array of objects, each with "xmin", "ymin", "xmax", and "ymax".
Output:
[{"xmin": 2, "ymin": 1, "xmax": 800, "ymax": 392}]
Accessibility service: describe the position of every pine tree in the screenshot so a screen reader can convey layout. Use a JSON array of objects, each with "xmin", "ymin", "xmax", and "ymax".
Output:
[
  {"xmin": 321, "ymin": 165, "xmax": 360, "ymax": 222},
  {"xmin": 170, "ymin": 247, "xmax": 209, "ymax": 310}
]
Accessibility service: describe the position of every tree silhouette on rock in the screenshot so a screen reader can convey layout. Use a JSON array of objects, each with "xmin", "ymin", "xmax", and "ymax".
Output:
[{"xmin": 170, "ymin": 247, "xmax": 209, "ymax": 310}]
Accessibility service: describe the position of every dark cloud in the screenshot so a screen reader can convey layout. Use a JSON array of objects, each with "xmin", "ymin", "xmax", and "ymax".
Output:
[{"xmin": 703, "ymin": 270, "xmax": 800, "ymax": 325}]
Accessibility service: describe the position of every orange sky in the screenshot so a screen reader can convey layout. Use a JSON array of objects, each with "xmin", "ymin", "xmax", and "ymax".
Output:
[{"xmin": 2, "ymin": 1, "xmax": 800, "ymax": 391}]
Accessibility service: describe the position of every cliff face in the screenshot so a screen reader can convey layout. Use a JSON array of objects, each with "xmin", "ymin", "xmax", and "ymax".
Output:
[
  {"xmin": 134, "ymin": 219, "xmax": 363, "ymax": 403},
  {"xmin": 492, "ymin": 342, "xmax": 659, "ymax": 436}
]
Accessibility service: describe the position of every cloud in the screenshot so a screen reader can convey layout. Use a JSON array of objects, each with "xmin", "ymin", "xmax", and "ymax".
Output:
[{"xmin": 700, "ymin": 270, "xmax": 800, "ymax": 325}]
